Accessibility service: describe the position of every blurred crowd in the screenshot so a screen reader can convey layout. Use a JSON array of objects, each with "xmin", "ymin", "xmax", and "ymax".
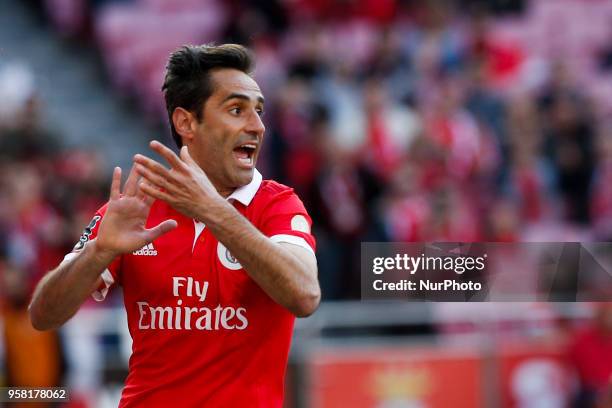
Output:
[
  {"xmin": 1, "ymin": 0, "xmax": 612, "ymax": 406},
  {"xmin": 0, "ymin": 60, "xmax": 110, "ymax": 399}
]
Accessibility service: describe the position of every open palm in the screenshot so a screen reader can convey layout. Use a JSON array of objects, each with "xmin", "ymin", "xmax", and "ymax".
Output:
[{"xmin": 96, "ymin": 166, "xmax": 177, "ymax": 256}]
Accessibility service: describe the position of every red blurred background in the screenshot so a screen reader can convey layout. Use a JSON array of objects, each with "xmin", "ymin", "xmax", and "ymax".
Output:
[{"xmin": 1, "ymin": 0, "xmax": 612, "ymax": 406}]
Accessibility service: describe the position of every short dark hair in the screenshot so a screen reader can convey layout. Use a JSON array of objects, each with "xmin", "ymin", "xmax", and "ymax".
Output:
[{"xmin": 162, "ymin": 44, "xmax": 254, "ymax": 147}]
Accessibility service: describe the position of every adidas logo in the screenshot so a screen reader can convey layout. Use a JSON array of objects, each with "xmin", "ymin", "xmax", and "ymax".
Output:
[{"xmin": 133, "ymin": 243, "xmax": 157, "ymax": 256}]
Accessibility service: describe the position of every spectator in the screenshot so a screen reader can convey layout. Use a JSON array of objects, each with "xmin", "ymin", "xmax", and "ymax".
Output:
[{"xmin": 568, "ymin": 303, "xmax": 612, "ymax": 408}]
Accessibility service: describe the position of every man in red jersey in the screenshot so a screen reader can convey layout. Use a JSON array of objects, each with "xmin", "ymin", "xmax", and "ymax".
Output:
[{"xmin": 29, "ymin": 44, "xmax": 320, "ymax": 407}]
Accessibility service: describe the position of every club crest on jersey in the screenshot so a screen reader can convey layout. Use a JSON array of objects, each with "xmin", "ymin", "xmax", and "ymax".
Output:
[
  {"xmin": 133, "ymin": 243, "xmax": 157, "ymax": 256},
  {"xmin": 217, "ymin": 242, "xmax": 242, "ymax": 270}
]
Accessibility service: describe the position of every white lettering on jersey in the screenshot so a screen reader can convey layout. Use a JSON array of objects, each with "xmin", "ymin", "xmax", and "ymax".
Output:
[
  {"xmin": 133, "ymin": 242, "xmax": 157, "ymax": 256},
  {"xmin": 172, "ymin": 277, "xmax": 208, "ymax": 302},
  {"xmin": 136, "ymin": 301, "xmax": 249, "ymax": 331},
  {"xmin": 136, "ymin": 277, "xmax": 249, "ymax": 331}
]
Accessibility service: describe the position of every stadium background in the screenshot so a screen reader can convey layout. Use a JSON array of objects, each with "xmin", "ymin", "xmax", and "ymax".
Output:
[{"xmin": 1, "ymin": 0, "xmax": 612, "ymax": 406}]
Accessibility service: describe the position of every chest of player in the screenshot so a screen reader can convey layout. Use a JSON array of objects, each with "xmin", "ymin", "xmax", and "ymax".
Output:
[{"xmin": 120, "ymin": 214, "xmax": 263, "ymax": 309}]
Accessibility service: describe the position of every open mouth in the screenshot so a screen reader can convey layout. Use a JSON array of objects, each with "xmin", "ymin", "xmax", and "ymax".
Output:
[{"xmin": 232, "ymin": 142, "xmax": 257, "ymax": 167}]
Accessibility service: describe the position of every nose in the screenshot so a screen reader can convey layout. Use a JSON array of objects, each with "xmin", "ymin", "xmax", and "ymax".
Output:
[{"xmin": 245, "ymin": 109, "xmax": 265, "ymax": 137}]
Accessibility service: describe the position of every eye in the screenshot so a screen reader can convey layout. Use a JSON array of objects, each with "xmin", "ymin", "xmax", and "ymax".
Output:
[
  {"xmin": 256, "ymin": 109, "xmax": 265, "ymax": 118},
  {"xmin": 229, "ymin": 107, "xmax": 242, "ymax": 115}
]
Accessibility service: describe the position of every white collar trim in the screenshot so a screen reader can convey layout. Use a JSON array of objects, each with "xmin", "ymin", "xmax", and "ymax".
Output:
[
  {"xmin": 192, "ymin": 169, "xmax": 262, "ymax": 250},
  {"xmin": 226, "ymin": 169, "xmax": 262, "ymax": 206}
]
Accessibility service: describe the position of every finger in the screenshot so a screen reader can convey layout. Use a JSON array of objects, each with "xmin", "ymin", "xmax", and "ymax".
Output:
[
  {"xmin": 124, "ymin": 164, "xmax": 140, "ymax": 197},
  {"xmin": 144, "ymin": 219, "xmax": 178, "ymax": 242},
  {"xmin": 150, "ymin": 140, "xmax": 185, "ymax": 170},
  {"xmin": 135, "ymin": 164, "xmax": 174, "ymax": 194},
  {"xmin": 110, "ymin": 167, "xmax": 121, "ymax": 201},
  {"xmin": 139, "ymin": 181, "xmax": 174, "ymax": 203},
  {"xmin": 136, "ymin": 179, "xmax": 154, "ymax": 205},
  {"xmin": 179, "ymin": 146, "xmax": 196, "ymax": 165},
  {"xmin": 134, "ymin": 154, "xmax": 179, "ymax": 182}
]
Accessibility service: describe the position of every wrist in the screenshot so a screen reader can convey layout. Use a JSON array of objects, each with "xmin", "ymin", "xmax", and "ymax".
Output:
[
  {"xmin": 90, "ymin": 238, "xmax": 119, "ymax": 264},
  {"xmin": 195, "ymin": 196, "xmax": 233, "ymax": 225}
]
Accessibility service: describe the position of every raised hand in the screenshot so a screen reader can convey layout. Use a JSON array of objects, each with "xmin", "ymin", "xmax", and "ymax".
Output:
[
  {"xmin": 133, "ymin": 140, "xmax": 224, "ymax": 221},
  {"xmin": 95, "ymin": 165, "xmax": 178, "ymax": 257}
]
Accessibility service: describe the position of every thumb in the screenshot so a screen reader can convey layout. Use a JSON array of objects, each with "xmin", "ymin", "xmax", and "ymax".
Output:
[
  {"xmin": 144, "ymin": 219, "xmax": 178, "ymax": 241},
  {"xmin": 180, "ymin": 146, "xmax": 196, "ymax": 165}
]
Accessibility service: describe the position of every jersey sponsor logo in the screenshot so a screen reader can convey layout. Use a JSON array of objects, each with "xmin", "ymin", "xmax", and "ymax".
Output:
[
  {"xmin": 133, "ymin": 243, "xmax": 157, "ymax": 256},
  {"xmin": 135, "ymin": 277, "xmax": 249, "ymax": 331},
  {"xmin": 136, "ymin": 302, "xmax": 248, "ymax": 331},
  {"xmin": 217, "ymin": 242, "xmax": 242, "ymax": 270},
  {"xmin": 291, "ymin": 214, "xmax": 310, "ymax": 233},
  {"xmin": 74, "ymin": 215, "xmax": 102, "ymax": 251}
]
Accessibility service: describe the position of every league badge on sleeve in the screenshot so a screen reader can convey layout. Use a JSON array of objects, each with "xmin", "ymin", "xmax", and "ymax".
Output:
[
  {"xmin": 291, "ymin": 215, "xmax": 310, "ymax": 233},
  {"xmin": 74, "ymin": 215, "xmax": 102, "ymax": 251}
]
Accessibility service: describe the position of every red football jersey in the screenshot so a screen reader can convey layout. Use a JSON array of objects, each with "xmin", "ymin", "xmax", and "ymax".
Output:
[{"xmin": 66, "ymin": 171, "xmax": 316, "ymax": 407}]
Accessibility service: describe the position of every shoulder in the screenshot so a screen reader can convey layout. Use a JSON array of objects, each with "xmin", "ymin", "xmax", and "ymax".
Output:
[
  {"xmin": 247, "ymin": 179, "xmax": 309, "ymax": 220},
  {"xmin": 250, "ymin": 180, "xmax": 316, "ymax": 248},
  {"xmin": 251, "ymin": 179, "xmax": 303, "ymax": 208},
  {"xmin": 257, "ymin": 180, "xmax": 293, "ymax": 195}
]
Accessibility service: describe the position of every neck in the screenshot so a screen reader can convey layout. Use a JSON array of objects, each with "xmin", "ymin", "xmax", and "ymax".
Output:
[
  {"xmin": 217, "ymin": 189, "xmax": 233, "ymax": 198},
  {"xmin": 209, "ymin": 177, "xmax": 234, "ymax": 198}
]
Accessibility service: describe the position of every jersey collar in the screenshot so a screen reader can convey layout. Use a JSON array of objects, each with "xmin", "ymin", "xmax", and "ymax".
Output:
[{"xmin": 226, "ymin": 169, "xmax": 262, "ymax": 207}]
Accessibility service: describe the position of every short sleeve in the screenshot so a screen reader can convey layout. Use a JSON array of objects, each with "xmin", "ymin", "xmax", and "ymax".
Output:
[
  {"xmin": 259, "ymin": 189, "xmax": 316, "ymax": 255},
  {"xmin": 61, "ymin": 203, "xmax": 121, "ymax": 301}
]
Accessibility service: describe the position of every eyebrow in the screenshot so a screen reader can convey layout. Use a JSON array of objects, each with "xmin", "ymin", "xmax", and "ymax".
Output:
[{"xmin": 220, "ymin": 92, "xmax": 265, "ymax": 105}]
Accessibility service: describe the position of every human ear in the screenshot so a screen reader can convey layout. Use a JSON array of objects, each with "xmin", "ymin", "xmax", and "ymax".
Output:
[{"xmin": 172, "ymin": 107, "xmax": 196, "ymax": 144}]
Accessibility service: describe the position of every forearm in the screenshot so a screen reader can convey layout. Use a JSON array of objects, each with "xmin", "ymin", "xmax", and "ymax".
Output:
[
  {"xmin": 200, "ymin": 200, "xmax": 320, "ymax": 317},
  {"xmin": 29, "ymin": 239, "xmax": 116, "ymax": 330}
]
